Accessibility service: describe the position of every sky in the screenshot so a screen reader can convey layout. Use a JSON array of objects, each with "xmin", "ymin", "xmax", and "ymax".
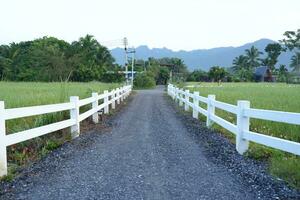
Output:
[{"xmin": 0, "ymin": 0, "xmax": 299, "ymax": 50}]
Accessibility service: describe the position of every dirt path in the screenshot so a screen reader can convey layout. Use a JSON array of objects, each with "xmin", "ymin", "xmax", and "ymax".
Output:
[{"xmin": 0, "ymin": 86, "xmax": 298, "ymax": 200}]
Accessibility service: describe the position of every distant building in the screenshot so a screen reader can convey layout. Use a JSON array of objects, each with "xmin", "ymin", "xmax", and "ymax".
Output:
[{"xmin": 254, "ymin": 66, "xmax": 274, "ymax": 82}]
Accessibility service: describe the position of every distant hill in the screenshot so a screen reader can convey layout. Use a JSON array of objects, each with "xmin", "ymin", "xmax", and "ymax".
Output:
[{"xmin": 110, "ymin": 39, "xmax": 293, "ymax": 71}]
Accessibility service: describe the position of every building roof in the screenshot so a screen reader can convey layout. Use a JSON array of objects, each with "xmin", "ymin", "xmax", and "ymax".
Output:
[{"xmin": 255, "ymin": 66, "xmax": 268, "ymax": 76}]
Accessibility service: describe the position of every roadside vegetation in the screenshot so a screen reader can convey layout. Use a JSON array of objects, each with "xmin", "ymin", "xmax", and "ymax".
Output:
[{"xmin": 133, "ymin": 57, "xmax": 188, "ymax": 89}]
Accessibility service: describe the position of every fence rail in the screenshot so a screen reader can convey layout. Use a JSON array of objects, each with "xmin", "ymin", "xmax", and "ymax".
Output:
[
  {"xmin": 0, "ymin": 85, "xmax": 132, "ymax": 177},
  {"xmin": 167, "ymin": 84, "xmax": 300, "ymax": 157}
]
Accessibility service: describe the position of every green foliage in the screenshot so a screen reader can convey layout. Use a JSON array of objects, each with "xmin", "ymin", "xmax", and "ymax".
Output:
[
  {"xmin": 187, "ymin": 70, "xmax": 209, "ymax": 82},
  {"xmin": 276, "ymin": 65, "xmax": 288, "ymax": 82},
  {"xmin": 290, "ymin": 52, "xmax": 300, "ymax": 72},
  {"xmin": 280, "ymin": 29, "xmax": 300, "ymax": 72},
  {"xmin": 208, "ymin": 66, "xmax": 226, "ymax": 82},
  {"xmin": 245, "ymin": 46, "xmax": 262, "ymax": 69},
  {"xmin": 147, "ymin": 57, "xmax": 188, "ymax": 83},
  {"xmin": 0, "ymin": 35, "xmax": 120, "ymax": 82},
  {"xmin": 133, "ymin": 73, "xmax": 156, "ymax": 89},
  {"xmin": 263, "ymin": 43, "xmax": 284, "ymax": 71},
  {"xmin": 230, "ymin": 46, "xmax": 262, "ymax": 81}
]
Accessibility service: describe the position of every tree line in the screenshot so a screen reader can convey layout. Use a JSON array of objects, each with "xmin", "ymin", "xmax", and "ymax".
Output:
[{"xmin": 0, "ymin": 35, "xmax": 124, "ymax": 82}]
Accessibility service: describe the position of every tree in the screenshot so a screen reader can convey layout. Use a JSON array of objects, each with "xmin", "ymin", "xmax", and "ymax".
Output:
[
  {"xmin": 290, "ymin": 52, "xmax": 300, "ymax": 72},
  {"xmin": 232, "ymin": 55, "xmax": 252, "ymax": 81},
  {"xmin": 277, "ymin": 64, "xmax": 288, "ymax": 82},
  {"xmin": 133, "ymin": 72, "xmax": 156, "ymax": 89},
  {"xmin": 208, "ymin": 66, "xmax": 226, "ymax": 83},
  {"xmin": 157, "ymin": 67, "xmax": 170, "ymax": 84},
  {"xmin": 245, "ymin": 46, "xmax": 262, "ymax": 69},
  {"xmin": 263, "ymin": 43, "xmax": 283, "ymax": 71},
  {"xmin": 187, "ymin": 70, "xmax": 208, "ymax": 82},
  {"xmin": 280, "ymin": 29, "xmax": 300, "ymax": 72}
]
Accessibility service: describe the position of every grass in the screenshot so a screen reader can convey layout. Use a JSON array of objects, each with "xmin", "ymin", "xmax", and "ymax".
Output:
[
  {"xmin": 180, "ymin": 82, "xmax": 300, "ymax": 189},
  {"xmin": 0, "ymin": 81, "xmax": 120, "ymax": 181}
]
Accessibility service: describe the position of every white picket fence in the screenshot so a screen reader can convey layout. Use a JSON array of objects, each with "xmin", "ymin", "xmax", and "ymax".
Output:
[
  {"xmin": 167, "ymin": 84, "xmax": 300, "ymax": 157},
  {"xmin": 0, "ymin": 85, "xmax": 132, "ymax": 177}
]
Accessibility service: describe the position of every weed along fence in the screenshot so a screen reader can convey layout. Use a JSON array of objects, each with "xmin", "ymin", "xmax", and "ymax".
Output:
[
  {"xmin": 167, "ymin": 84, "xmax": 300, "ymax": 156},
  {"xmin": 0, "ymin": 85, "xmax": 132, "ymax": 177}
]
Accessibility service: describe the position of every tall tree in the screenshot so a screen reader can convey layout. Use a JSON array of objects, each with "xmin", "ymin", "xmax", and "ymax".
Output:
[
  {"xmin": 290, "ymin": 52, "xmax": 300, "ymax": 72},
  {"xmin": 245, "ymin": 46, "xmax": 262, "ymax": 69},
  {"xmin": 280, "ymin": 29, "xmax": 300, "ymax": 72},
  {"xmin": 232, "ymin": 55, "xmax": 252, "ymax": 81},
  {"xmin": 263, "ymin": 43, "xmax": 283, "ymax": 71}
]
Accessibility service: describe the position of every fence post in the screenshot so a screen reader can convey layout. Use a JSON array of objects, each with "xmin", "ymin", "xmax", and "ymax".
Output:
[
  {"xmin": 117, "ymin": 88, "xmax": 120, "ymax": 104},
  {"xmin": 70, "ymin": 96, "xmax": 80, "ymax": 139},
  {"xmin": 206, "ymin": 95, "xmax": 215, "ymax": 127},
  {"xmin": 175, "ymin": 87, "xmax": 179, "ymax": 102},
  {"xmin": 92, "ymin": 92, "xmax": 99, "ymax": 123},
  {"xmin": 112, "ymin": 89, "xmax": 116, "ymax": 109},
  {"xmin": 0, "ymin": 101, "xmax": 7, "ymax": 177},
  {"xmin": 193, "ymin": 91, "xmax": 199, "ymax": 119},
  {"xmin": 236, "ymin": 101, "xmax": 250, "ymax": 154},
  {"xmin": 179, "ymin": 89, "xmax": 183, "ymax": 107},
  {"xmin": 104, "ymin": 90, "xmax": 109, "ymax": 114},
  {"xmin": 184, "ymin": 90, "xmax": 190, "ymax": 111},
  {"xmin": 121, "ymin": 87, "xmax": 124, "ymax": 102}
]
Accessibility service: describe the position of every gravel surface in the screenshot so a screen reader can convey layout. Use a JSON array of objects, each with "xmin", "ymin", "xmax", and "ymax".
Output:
[{"xmin": 0, "ymin": 86, "xmax": 299, "ymax": 200}]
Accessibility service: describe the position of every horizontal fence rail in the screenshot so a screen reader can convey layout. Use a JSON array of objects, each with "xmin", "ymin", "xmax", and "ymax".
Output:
[
  {"xmin": 0, "ymin": 85, "xmax": 132, "ymax": 177},
  {"xmin": 167, "ymin": 84, "xmax": 300, "ymax": 157}
]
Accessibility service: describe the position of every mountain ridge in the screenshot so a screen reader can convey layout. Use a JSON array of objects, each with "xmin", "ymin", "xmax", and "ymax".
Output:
[{"xmin": 110, "ymin": 39, "xmax": 293, "ymax": 71}]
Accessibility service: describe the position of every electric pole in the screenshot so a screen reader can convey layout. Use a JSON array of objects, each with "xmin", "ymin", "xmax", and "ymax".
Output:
[
  {"xmin": 123, "ymin": 37, "xmax": 128, "ymax": 84},
  {"xmin": 127, "ymin": 48, "xmax": 136, "ymax": 86}
]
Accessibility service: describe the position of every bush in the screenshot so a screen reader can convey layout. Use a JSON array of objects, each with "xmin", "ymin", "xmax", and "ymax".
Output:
[{"xmin": 134, "ymin": 73, "xmax": 156, "ymax": 89}]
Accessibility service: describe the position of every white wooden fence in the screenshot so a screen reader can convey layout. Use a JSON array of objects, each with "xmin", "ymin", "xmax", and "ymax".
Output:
[
  {"xmin": 168, "ymin": 84, "xmax": 300, "ymax": 157},
  {"xmin": 0, "ymin": 85, "xmax": 132, "ymax": 177}
]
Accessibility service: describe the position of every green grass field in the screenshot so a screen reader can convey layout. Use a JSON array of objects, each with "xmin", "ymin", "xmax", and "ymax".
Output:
[
  {"xmin": 0, "ymin": 81, "xmax": 120, "ymax": 133},
  {"xmin": 180, "ymin": 82, "xmax": 300, "ymax": 188},
  {"xmin": 0, "ymin": 81, "xmax": 120, "ymax": 179}
]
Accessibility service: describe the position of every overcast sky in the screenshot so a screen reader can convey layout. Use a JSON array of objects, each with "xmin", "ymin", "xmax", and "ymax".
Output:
[{"xmin": 0, "ymin": 0, "xmax": 299, "ymax": 50}]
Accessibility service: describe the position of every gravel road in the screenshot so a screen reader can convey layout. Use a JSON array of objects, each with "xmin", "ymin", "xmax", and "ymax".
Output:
[{"xmin": 1, "ymin": 86, "xmax": 299, "ymax": 200}]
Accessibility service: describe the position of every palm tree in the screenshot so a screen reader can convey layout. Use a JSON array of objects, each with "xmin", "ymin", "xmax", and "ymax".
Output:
[
  {"xmin": 245, "ymin": 46, "xmax": 262, "ymax": 69},
  {"xmin": 232, "ymin": 55, "xmax": 253, "ymax": 81},
  {"xmin": 232, "ymin": 55, "xmax": 248, "ymax": 72},
  {"xmin": 290, "ymin": 52, "xmax": 300, "ymax": 72}
]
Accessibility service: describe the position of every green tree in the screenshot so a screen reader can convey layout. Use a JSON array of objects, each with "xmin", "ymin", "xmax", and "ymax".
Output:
[
  {"xmin": 263, "ymin": 43, "xmax": 283, "ymax": 71},
  {"xmin": 187, "ymin": 70, "xmax": 208, "ymax": 82},
  {"xmin": 133, "ymin": 72, "xmax": 156, "ymax": 89},
  {"xmin": 290, "ymin": 52, "xmax": 300, "ymax": 72},
  {"xmin": 277, "ymin": 64, "xmax": 288, "ymax": 82},
  {"xmin": 232, "ymin": 55, "xmax": 252, "ymax": 81},
  {"xmin": 245, "ymin": 46, "xmax": 262, "ymax": 69},
  {"xmin": 208, "ymin": 66, "xmax": 226, "ymax": 83},
  {"xmin": 280, "ymin": 29, "xmax": 300, "ymax": 72}
]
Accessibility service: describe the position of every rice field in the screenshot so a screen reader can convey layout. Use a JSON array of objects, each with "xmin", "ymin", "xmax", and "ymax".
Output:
[{"xmin": 180, "ymin": 82, "xmax": 300, "ymax": 188}]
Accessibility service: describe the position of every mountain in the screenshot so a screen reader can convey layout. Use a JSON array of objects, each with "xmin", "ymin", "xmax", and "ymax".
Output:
[{"xmin": 110, "ymin": 39, "xmax": 293, "ymax": 71}]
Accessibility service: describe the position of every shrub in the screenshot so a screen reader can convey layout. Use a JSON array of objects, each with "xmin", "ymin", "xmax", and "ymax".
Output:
[{"xmin": 134, "ymin": 73, "xmax": 156, "ymax": 89}]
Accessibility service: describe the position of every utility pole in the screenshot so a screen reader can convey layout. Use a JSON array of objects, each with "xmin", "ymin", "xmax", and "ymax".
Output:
[
  {"xmin": 123, "ymin": 37, "xmax": 128, "ymax": 84},
  {"xmin": 127, "ymin": 48, "xmax": 136, "ymax": 86}
]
